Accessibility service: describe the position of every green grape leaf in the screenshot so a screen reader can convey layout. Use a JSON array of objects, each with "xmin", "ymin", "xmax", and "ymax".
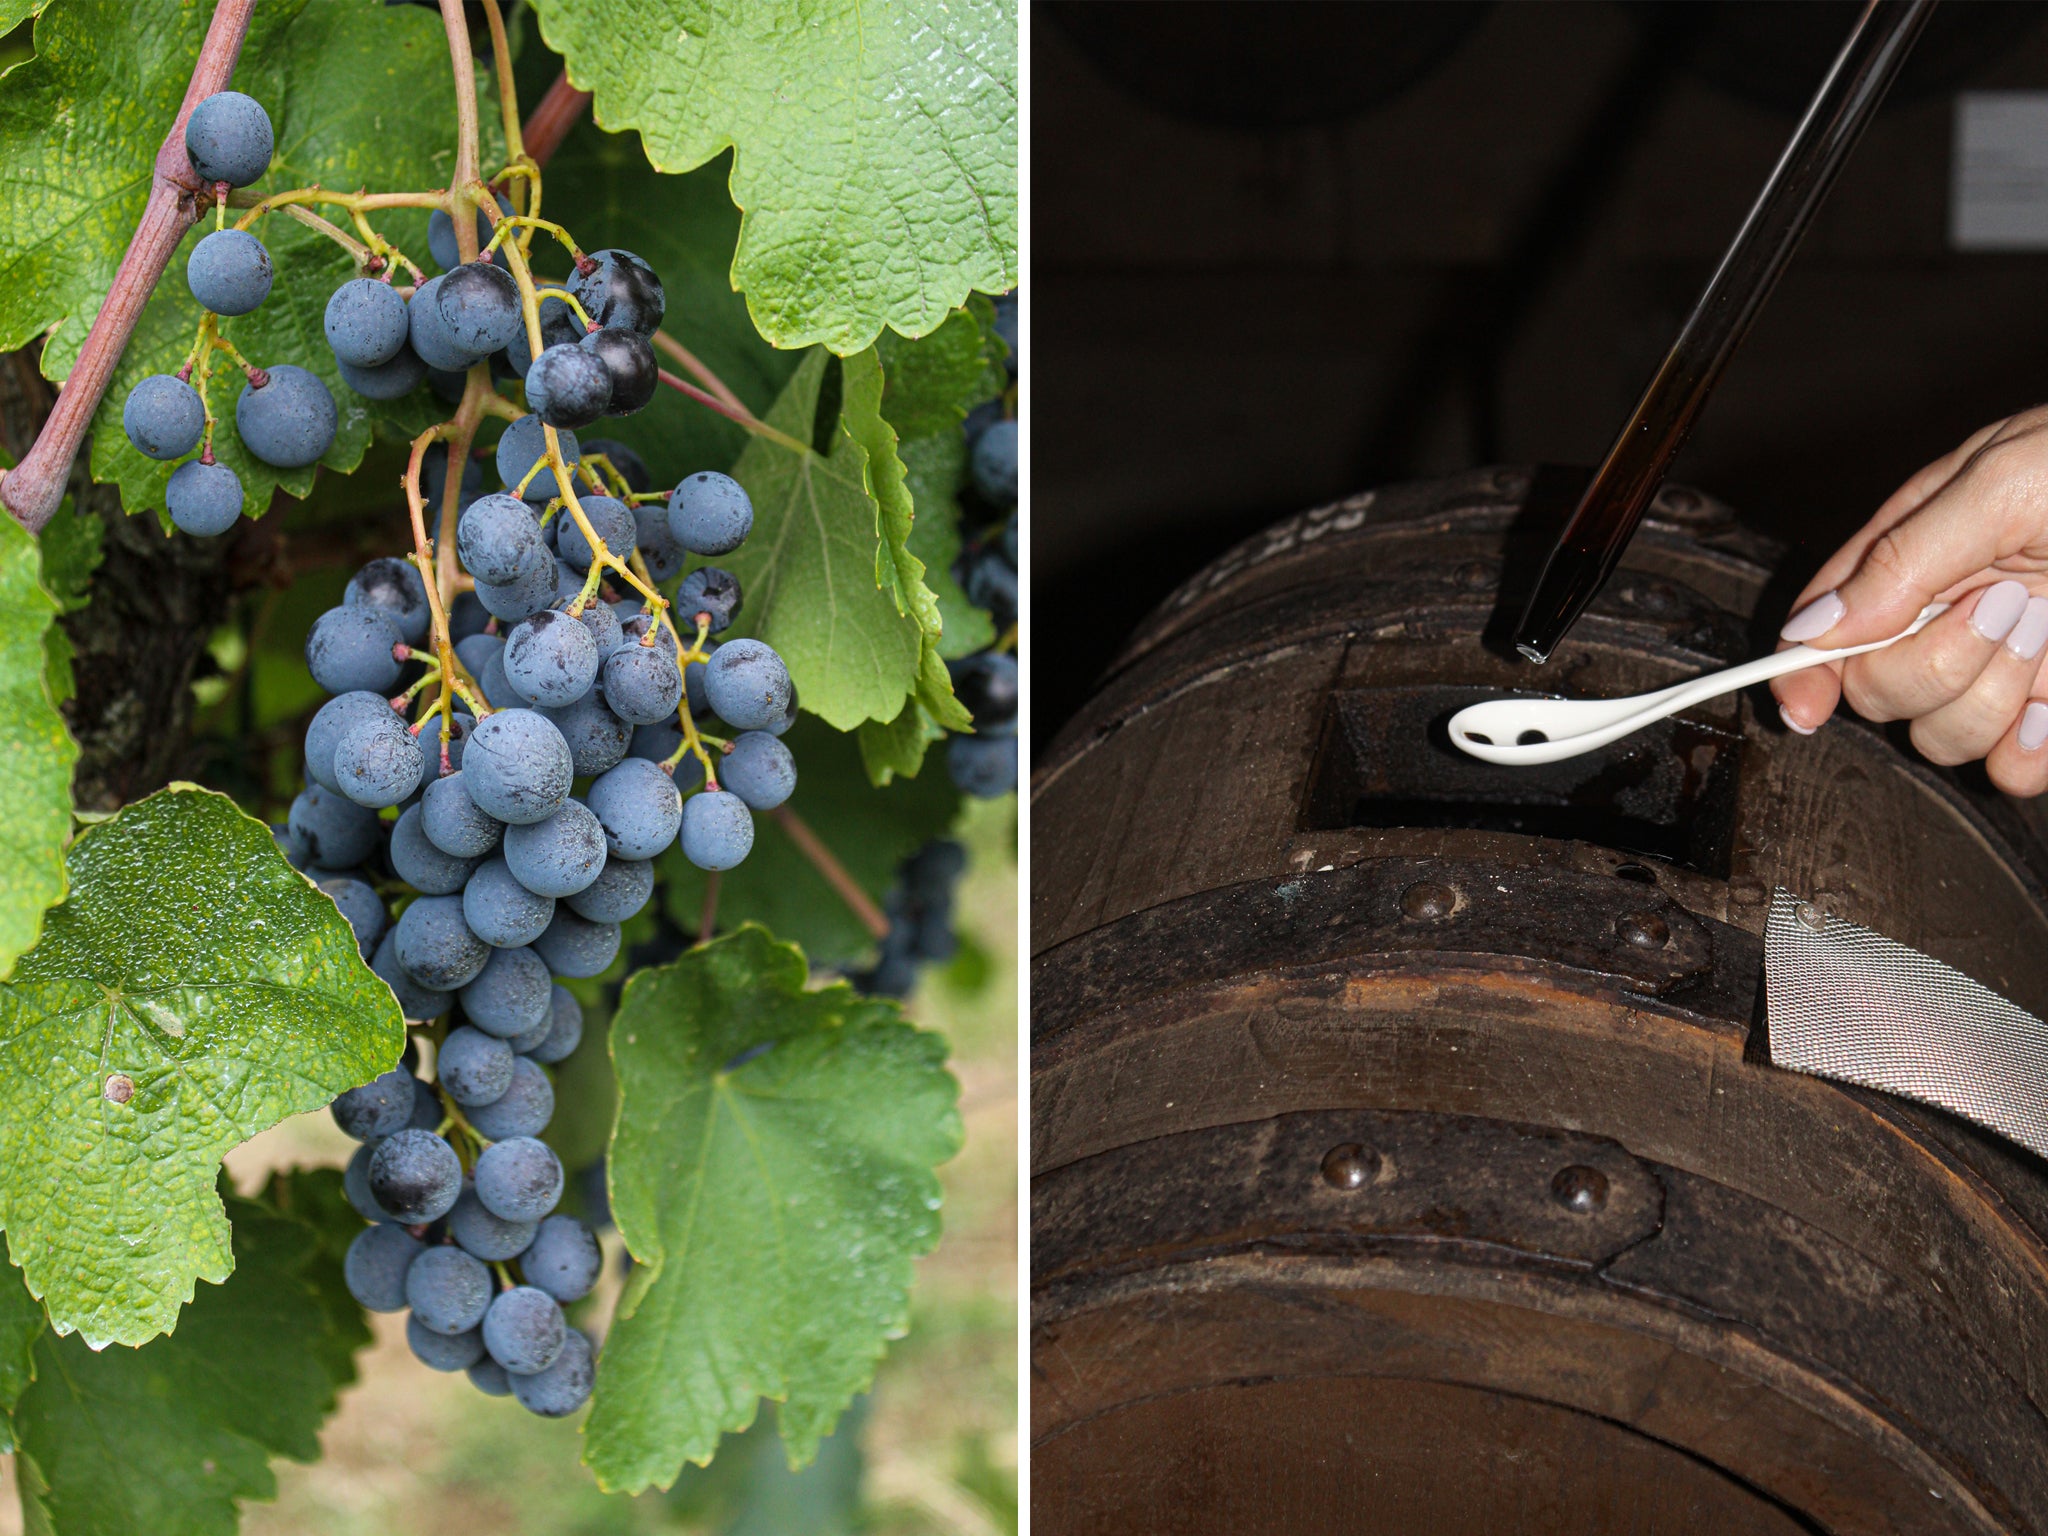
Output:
[
  {"xmin": 584, "ymin": 926, "xmax": 961, "ymax": 1491},
  {"xmin": 13, "ymin": 1195, "xmax": 367, "ymax": 1536},
  {"xmin": 901, "ymin": 434, "xmax": 994, "ymax": 662},
  {"xmin": 35, "ymin": 499, "xmax": 102, "ymax": 708},
  {"xmin": 0, "ymin": 508, "xmax": 75, "ymax": 980},
  {"xmin": 0, "ymin": 3, "xmax": 50, "ymax": 38},
  {"xmin": 857, "ymin": 698, "xmax": 948, "ymax": 788},
  {"xmin": 660, "ymin": 718, "xmax": 959, "ymax": 964},
  {"xmin": 0, "ymin": 1257, "xmax": 45, "ymax": 1453},
  {"xmin": 0, "ymin": 785, "xmax": 404, "ymax": 1347},
  {"xmin": 257, "ymin": 1165, "xmax": 374, "ymax": 1391},
  {"xmin": 723, "ymin": 351, "xmax": 922, "ymax": 730},
  {"xmin": 528, "ymin": 0, "xmax": 1018, "ymax": 355},
  {"xmin": 0, "ymin": 0, "xmax": 476, "ymax": 522}
]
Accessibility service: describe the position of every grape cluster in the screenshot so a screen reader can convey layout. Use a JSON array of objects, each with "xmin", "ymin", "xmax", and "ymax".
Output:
[
  {"xmin": 854, "ymin": 840, "xmax": 968, "ymax": 998},
  {"xmin": 947, "ymin": 290, "xmax": 1020, "ymax": 797},
  {"xmin": 120, "ymin": 92, "xmax": 344, "ymax": 537}
]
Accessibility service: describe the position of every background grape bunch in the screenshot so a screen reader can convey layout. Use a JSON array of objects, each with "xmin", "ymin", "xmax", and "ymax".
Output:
[{"xmin": 948, "ymin": 289, "xmax": 1020, "ymax": 798}]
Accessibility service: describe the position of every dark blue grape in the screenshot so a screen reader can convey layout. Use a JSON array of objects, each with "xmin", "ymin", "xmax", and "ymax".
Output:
[
  {"xmin": 568, "ymin": 249, "xmax": 664, "ymax": 336},
  {"xmin": 393, "ymin": 894, "xmax": 491, "ymax": 991},
  {"xmin": 504, "ymin": 1014, "xmax": 553, "ymax": 1056},
  {"xmin": 411, "ymin": 1073, "xmax": 444, "ymax": 1130},
  {"xmin": 427, "ymin": 365, "xmax": 469, "ymax": 404},
  {"xmin": 474, "ymin": 557, "xmax": 558, "ymax": 624},
  {"xmin": 675, "ymin": 568, "xmax": 742, "ymax": 635},
  {"xmin": 536, "ymin": 687, "xmax": 632, "ymax": 777},
  {"xmin": 495, "ymin": 414, "xmax": 580, "ymax": 502},
  {"xmin": 527, "ymin": 984, "xmax": 584, "ymax": 1065},
  {"xmin": 450, "ymin": 590, "xmax": 490, "ymax": 643},
  {"xmin": 184, "ymin": 91, "xmax": 273, "ymax": 187},
  {"xmin": 474, "ymin": 1136, "xmax": 563, "ymax": 1223},
  {"xmin": 455, "ymin": 631, "xmax": 501, "ymax": 680},
  {"xmin": 330, "ymin": 1067, "xmax": 415, "ymax": 1141},
  {"xmin": 237, "ymin": 365, "xmax": 337, "ymax": 468},
  {"xmin": 463, "ymin": 709, "xmax": 574, "ymax": 824},
  {"xmin": 186, "ymin": 228, "xmax": 271, "ymax": 315},
  {"xmin": 964, "ymin": 546, "xmax": 1017, "ymax": 623},
  {"xmin": 468, "ymin": 1357, "xmax": 513, "ymax": 1396},
  {"xmin": 526, "ymin": 342, "xmax": 612, "ymax": 429},
  {"xmin": 317, "ymin": 874, "xmax": 386, "ymax": 960},
  {"xmin": 458, "ymin": 943, "xmax": 553, "ymax": 1038},
  {"xmin": 448, "ymin": 1183, "xmax": 536, "ymax": 1262},
  {"xmin": 993, "ymin": 290, "xmax": 1018, "ymax": 375},
  {"xmin": 345, "ymin": 1140, "xmax": 398, "ymax": 1223},
  {"xmin": 720, "ymin": 731, "xmax": 796, "ymax": 811},
  {"xmin": 123, "ymin": 374, "xmax": 204, "ymax": 461},
  {"xmin": 972, "ymin": 417, "xmax": 1017, "ymax": 504},
  {"xmin": 566, "ymin": 853, "xmax": 653, "ymax": 924},
  {"xmin": 286, "ymin": 783, "xmax": 381, "ymax": 869},
  {"xmin": 463, "ymin": 855, "xmax": 555, "ymax": 948},
  {"xmin": 506, "ymin": 290, "xmax": 580, "ymax": 376},
  {"xmin": 680, "ymin": 788, "xmax": 754, "ymax": 870},
  {"xmin": 372, "ymin": 931, "xmax": 453, "ymax": 1022},
  {"xmin": 425, "ymin": 442, "xmax": 485, "ymax": 511},
  {"xmin": 306, "ymin": 604, "xmax": 402, "ymax": 695},
  {"xmin": 408, "ymin": 1314, "xmax": 486, "ymax": 1372},
  {"xmin": 601, "ymin": 643, "xmax": 683, "ymax": 726},
  {"xmin": 632, "ymin": 500, "xmax": 686, "ymax": 582},
  {"xmin": 483, "ymin": 1285, "xmax": 566, "ymax": 1376},
  {"xmin": 325, "ymin": 278, "xmax": 410, "ymax": 368},
  {"xmin": 963, "ymin": 396, "xmax": 1003, "ymax": 450},
  {"xmin": 464, "ymin": 1054, "xmax": 554, "ymax": 1141},
  {"xmin": 580, "ymin": 327, "xmax": 657, "ymax": 415},
  {"xmin": 344, "ymin": 1223, "xmax": 422, "ymax": 1312},
  {"xmin": 950, "ymin": 651, "xmax": 1017, "ymax": 729},
  {"xmin": 333, "ymin": 713, "xmax": 424, "ymax": 810},
  {"xmin": 556, "ymin": 494, "xmax": 634, "ymax": 571},
  {"xmin": 948, "ymin": 732, "xmax": 1018, "ymax": 797},
  {"xmin": 522, "ymin": 1215, "xmax": 601, "ymax": 1303},
  {"xmin": 584, "ymin": 757, "xmax": 680, "ymax": 860},
  {"xmin": 437, "ymin": 261, "xmax": 525, "ymax": 356},
  {"xmin": 627, "ymin": 720, "xmax": 683, "ymax": 765},
  {"xmin": 531, "ymin": 907, "xmax": 620, "ymax": 979},
  {"xmin": 551, "ymin": 557, "xmax": 585, "ymax": 602},
  {"xmin": 346, "ymin": 557, "xmax": 431, "ymax": 647},
  {"xmin": 368, "ymin": 1127, "xmax": 464, "ymax": 1223},
  {"xmin": 511, "ymin": 1326, "xmax": 593, "ymax": 1416},
  {"xmin": 337, "ymin": 346, "xmax": 428, "ymax": 401},
  {"xmin": 503, "ymin": 798, "xmax": 608, "ymax": 899},
  {"xmin": 409, "ymin": 275, "xmax": 485, "ymax": 371},
  {"xmin": 406, "ymin": 1244, "xmax": 492, "ymax": 1334},
  {"xmin": 421, "ymin": 772, "xmax": 503, "ymax": 860},
  {"xmin": 502, "ymin": 609, "xmax": 599, "ymax": 708},
  {"xmin": 305, "ymin": 692, "xmax": 395, "ymax": 792},
  {"xmin": 427, "ymin": 192, "xmax": 512, "ymax": 272},
  {"xmin": 166, "ymin": 459, "xmax": 242, "ymax": 536},
  {"xmin": 436, "ymin": 1024, "xmax": 514, "ymax": 1107},
  {"xmin": 457, "ymin": 493, "xmax": 546, "ymax": 585},
  {"xmin": 667, "ymin": 471, "xmax": 753, "ymax": 555},
  {"xmin": 702, "ymin": 639, "xmax": 791, "ymax": 731},
  {"xmin": 564, "ymin": 597, "xmax": 624, "ymax": 655}
]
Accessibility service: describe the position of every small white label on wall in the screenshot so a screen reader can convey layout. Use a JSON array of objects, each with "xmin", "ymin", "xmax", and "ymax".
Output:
[{"xmin": 1953, "ymin": 92, "xmax": 2048, "ymax": 250}]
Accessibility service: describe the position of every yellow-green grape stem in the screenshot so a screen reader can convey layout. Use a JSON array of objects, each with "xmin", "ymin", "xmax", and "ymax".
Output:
[
  {"xmin": 484, "ymin": 210, "xmax": 584, "ymax": 267},
  {"xmin": 397, "ymin": 667, "xmax": 443, "ymax": 706},
  {"xmin": 530, "ymin": 285, "xmax": 593, "ymax": 329}
]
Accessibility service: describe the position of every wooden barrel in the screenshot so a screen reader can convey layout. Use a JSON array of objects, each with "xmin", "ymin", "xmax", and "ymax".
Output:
[{"xmin": 1031, "ymin": 468, "xmax": 2048, "ymax": 1535}]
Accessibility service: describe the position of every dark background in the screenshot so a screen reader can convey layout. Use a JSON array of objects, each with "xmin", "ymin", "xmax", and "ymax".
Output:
[{"xmin": 1033, "ymin": 0, "xmax": 2048, "ymax": 753}]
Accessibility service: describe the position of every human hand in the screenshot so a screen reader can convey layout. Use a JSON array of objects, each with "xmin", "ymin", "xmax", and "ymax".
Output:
[{"xmin": 1770, "ymin": 409, "xmax": 2048, "ymax": 795}]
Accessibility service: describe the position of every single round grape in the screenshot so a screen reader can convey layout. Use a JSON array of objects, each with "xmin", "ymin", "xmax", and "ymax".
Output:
[
  {"xmin": 628, "ymin": 720, "xmax": 683, "ymax": 765},
  {"xmin": 123, "ymin": 374, "xmax": 204, "ymax": 461},
  {"xmin": 421, "ymin": 772, "xmax": 504, "ymax": 860},
  {"xmin": 332, "ymin": 713, "xmax": 424, "ymax": 810},
  {"xmin": 680, "ymin": 789, "xmax": 754, "ymax": 871},
  {"xmin": 371, "ymin": 931, "xmax": 452, "ymax": 1022},
  {"xmin": 702, "ymin": 639, "xmax": 792, "ymax": 731},
  {"xmin": 468, "ymin": 1357, "xmax": 513, "ymax": 1396},
  {"xmin": 503, "ymin": 798, "xmax": 608, "ymax": 899},
  {"xmin": 551, "ymin": 557, "xmax": 585, "ymax": 602},
  {"xmin": 965, "ymin": 545, "xmax": 1017, "ymax": 622},
  {"xmin": 184, "ymin": 90, "xmax": 273, "ymax": 186},
  {"xmin": 413, "ymin": 712, "xmax": 474, "ymax": 796},
  {"xmin": 951, "ymin": 651, "xmax": 1018, "ymax": 728},
  {"xmin": 459, "ymin": 942, "xmax": 553, "ymax": 1038},
  {"xmin": 964, "ymin": 397, "xmax": 1002, "ymax": 450},
  {"xmin": 330, "ymin": 1066, "xmax": 415, "ymax": 1141},
  {"xmin": 436, "ymin": 1024, "xmax": 514, "ymax": 1107},
  {"xmin": 948, "ymin": 732, "xmax": 1018, "ymax": 798},
  {"xmin": 317, "ymin": 874, "xmax": 386, "ymax": 960},
  {"xmin": 473, "ymin": 557, "xmax": 558, "ymax": 624},
  {"xmin": 428, "ymin": 192, "xmax": 513, "ymax": 272},
  {"xmin": 495, "ymin": 414, "xmax": 581, "ymax": 503},
  {"xmin": 463, "ymin": 709, "xmax": 574, "ymax": 824},
  {"xmin": 556, "ymin": 494, "xmax": 635, "ymax": 571},
  {"xmin": 344, "ymin": 1223, "xmax": 422, "ymax": 1313},
  {"xmin": 504, "ymin": 1014, "xmax": 553, "ymax": 1056},
  {"xmin": 448, "ymin": 1183, "xmax": 536, "ymax": 1262},
  {"xmin": 406, "ymin": 1244, "xmax": 493, "ymax": 1335},
  {"xmin": 408, "ymin": 276, "xmax": 484, "ymax": 372},
  {"xmin": 668, "ymin": 471, "xmax": 754, "ymax": 555},
  {"xmin": 675, "ymin": 566, "xmax": 742, "ymax": 634},
  {"xmin": 584, "ymin": 757, "xmax": 681, "ymax": 861},
  {"xmin": 427, "ymin": 366, "xmax": 468, "ymax": 404},
  {"xmin": 408, "ymin": 1314, "xmax": 486, "ymax": 1373},
  {"xmin": 685, "ymin": 642, "xmax": 716, "ymax": 718},
  {"xmin": 502, "ymin": 609, "xmax": 600, "ymax": 708},
  {"xmin": 457, "ymin": 493, "xmax": 546, "ymax": 585},
  {"xmin": 720, "ymin": 731, "xmax": 796, "ymax": 811},
  {"xmin": 449, "ymin": 594, "xmax": 490, "ymax": 648},
  {"xmin": 564, "ymin": 597, "xmax": 624, "ymax": 655},
  {"xmin": 632, "ymin": 500, "xmax": 686, "ymax": 581},
  {"xmin": 1001, "ymin": 515, "xmax": 1017, "ymax": 565},
  {"xmin": 483, "ymin": 1285, "xmax": 566, "ymax": 1376},
  {"xmin": 344, "ymin": 1141, "xmax": 397, "ymax": 1223},
  {"xmin": 972, "ymin": 418, "xmax": 1018, "ymax": 504},
  {"xmin": 410, "ymin": 1073, "xmax": 444, "ymax": 1130},
  {"xmin": 511, "ymin": 1326, "xmax": 594, "ymax": 1417},
  {"xmin": 569, "ymin": 249, "xmax": 665, "ymax": 336},
  {"xmin": 526, "ymin": 342, "xmax": 612, "ymax": 429},
  {"xmin": 186, "ymin": 227, "xmax": 272, "ymax": 315},
  {"xmin": 506, "ymin": 290, "xmax": 581, "ymax": 376},
  {"xmin": 425, "ymin": 441, "xmax": 486, "ymax": 510},
  {"xmin": 565, "ymin": 853, "xmax": 653, "ymax": 924},
  {"xmin": 581, "ymin": 327, "xmax": 657, "ymax": 414},
  {"xmin": 531, "ymin": 907, "xmax": 620, "ymax": 979},
  {"xmin": 368, "ymin": 1127, "xmax": 464, "ymax": 1223},
  {"xmin": 527, "ymin": 984, "xmax": 584, "ymax": 1065},
  {"xmin": 437, "ymin": 261, "xmax": 525, "ymax": 356},
  {"xmin": 601, "ymin": 643, "xmax": 683, "ymax": 726},
  {"xmin": 474, "ymin": 1136, "xmax": 564, "ymax": 1223},
  {"xmin": 454, "ymin": 631, "xmax": 502, "ymax": 680},
  {"xmin": 324, "ymin": 277, "xmax": 410, "ymax": 367},
  {"xmin": 522, "ymin": 1215, "xmax": 602, "ymax": 1304},
  {"xmin": 286, "ymin": 783, "xmax": 381, "ymax": 869},
  {"xmin": 537, "ymin": 688, "xmax": 632, "ymax": 777},
  {"xmin": 464, "ymin": 1055, "xmax": 554, "ymax": 1142},
  {"xmin": 166, "ymin": 459, "xmax": 243, "ymax": 536},
  {"xmin": 236, "ymin": 364, "xmax": 337, "ymax": 468},
  {"xmin": 306, "ymin": 604, "xmax": 402, "ymax": 696},
  {"xmin": 337, "ymin": 346, "xmax": 427, "ymax": 401},
  {"xmin": 463, "ymin": 856, "xmax": 556, "ymax": 949},
  {"xmin": 393, "ymin": 894, "xmax": 492, "ymax": 991}
]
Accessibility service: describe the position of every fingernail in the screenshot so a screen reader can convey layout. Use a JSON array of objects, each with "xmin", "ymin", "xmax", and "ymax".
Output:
[
  {"xmin": 2024, "ymin": 701, "xmax": 2048, "ymax": 752},
  {"xmin": 2010, "ymin": 597, "xmax": 2048, "ymax": 660},
  {"xmin": 1972, "ymin": 579, "xmax": 2032, "ymax": 642},
  {"xmin": 1780, "ymin": 704, "xmax": 1817, "ymax": 737},
  {"xmin": 1781, "ymin": 591, "xmax": 1845, "ymax": 643}
]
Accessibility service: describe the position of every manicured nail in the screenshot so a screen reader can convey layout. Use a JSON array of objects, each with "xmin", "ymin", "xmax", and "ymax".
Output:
[
  {"xmin": 2010, "ymin": 597, "xmax": 2048, "ymax": 661},
  {"xmin": 2023, "ymin": 701, "xmax": 2048, "ymax": 752},
  {"xmin": 1780, "ymin": 591, "xmax": 1845, "ymax": 643},
  {"xmin": 1972, "ymin": 579, "xmax": 2032, "ymax": 642},
  {"xmin": 1779, "ymin": 704, "xmax": 1816, "ymax": 737}
]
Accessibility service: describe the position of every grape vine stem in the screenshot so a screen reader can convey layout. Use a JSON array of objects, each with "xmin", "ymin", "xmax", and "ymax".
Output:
[
  {"xmin": 773, "ymin": 805, "xmax": 892, "ymax": 940},
  {"xmin": 0, "ymin": 0, "xmax": 258, "ymax": 532}
]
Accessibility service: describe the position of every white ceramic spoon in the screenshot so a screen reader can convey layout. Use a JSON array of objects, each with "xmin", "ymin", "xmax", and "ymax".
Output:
[{"xmin": 1447, "ymin": 604, "xmax": 1949, "ymax": 766}]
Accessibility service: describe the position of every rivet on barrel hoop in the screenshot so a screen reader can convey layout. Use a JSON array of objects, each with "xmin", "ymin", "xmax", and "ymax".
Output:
[
  {"xmin": 1400, "ymin": 882, "xmax": 1457, "ymax": 921},
  {"xmin": 1616, "ymin": 912, "xmax": 1670, "ymax": 949},
  {"xmin": 1551, "ymin": 1164, "xmax": 1609, "ymax": 1213},
  {"xmin": 1796, "ymin": 900, "xmax": 1827, "ymax": 932},
  {"xmin": 1320, "ymin": 1143, "xmax": 1378, "ymax": 1190}
]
